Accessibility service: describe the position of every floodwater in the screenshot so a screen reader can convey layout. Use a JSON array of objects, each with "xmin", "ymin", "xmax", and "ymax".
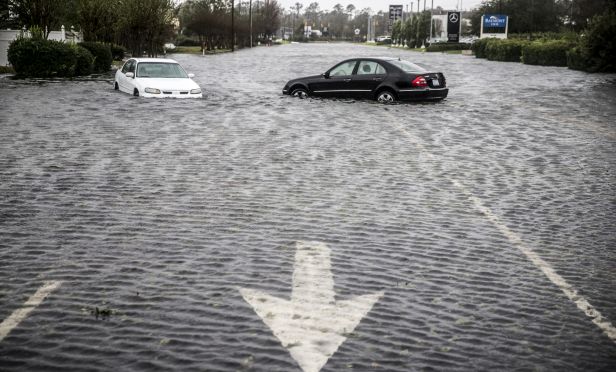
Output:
[{"xmin": 0, "ymin": 43, "xmax": 615, "ymax": 371}]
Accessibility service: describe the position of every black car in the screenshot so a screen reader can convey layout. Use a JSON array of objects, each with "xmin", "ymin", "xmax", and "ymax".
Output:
[{"xmin": 282, "ymin": 57, "xmax": 448, "ymax": 103}]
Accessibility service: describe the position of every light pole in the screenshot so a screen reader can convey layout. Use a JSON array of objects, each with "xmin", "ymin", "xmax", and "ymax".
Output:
[
  {"xmin": 249, "ymin": 0, "xmax": 253, "ymax": 47},
  {"xmin": 231, "ymin": 0, "xmax": 235, "ymax": 52}
]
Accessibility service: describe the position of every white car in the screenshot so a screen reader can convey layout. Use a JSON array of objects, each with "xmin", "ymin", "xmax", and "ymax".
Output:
[{"xmin": 114, "ymin": 58, "xmax": 202, "ymax": 98}]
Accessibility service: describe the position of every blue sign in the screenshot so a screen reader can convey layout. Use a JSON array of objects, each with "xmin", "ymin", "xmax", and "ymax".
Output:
[{"xmin": 483, "ymin": 14, "xmax": 507, "ymax": 28}]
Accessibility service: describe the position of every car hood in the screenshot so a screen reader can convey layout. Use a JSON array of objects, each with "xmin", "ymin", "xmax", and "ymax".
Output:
[
  {"xmin": 286, "ymin": 75, "xmax": 323, "ymax": 85},
  {"xmin": 136, "ymin": 78, "xmax": 200, "ymax": 91}
]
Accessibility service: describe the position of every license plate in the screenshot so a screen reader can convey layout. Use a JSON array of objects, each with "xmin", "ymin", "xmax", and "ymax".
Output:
[{"xmin": 432, "ymin": 79, "xmax": 440, "ymax": 87}]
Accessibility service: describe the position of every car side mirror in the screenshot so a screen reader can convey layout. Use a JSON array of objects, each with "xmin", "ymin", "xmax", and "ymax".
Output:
[
  {"xmin": 125, "ymin": 72, "xmax": 134, "ymax": 78},
  {"xmin": 322, "ymin": 72, "xmax": 330, "ymax": 79},
  {"xmin": 188, "ymin": 73, "xmax": 195, "ymax": 78}
]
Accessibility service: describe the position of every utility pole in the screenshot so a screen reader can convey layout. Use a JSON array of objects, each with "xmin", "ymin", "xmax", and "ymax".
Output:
[
  {"xmin": 249, "ymin": 0, "xmax": 253, "ymax": 47},
  {"xmin": 231, "ymin": 0, "xmax": 235, "ymax": 52}
]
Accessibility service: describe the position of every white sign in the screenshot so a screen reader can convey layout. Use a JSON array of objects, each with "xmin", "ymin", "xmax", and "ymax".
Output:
[
  {"xmin": 239, "ymin": 241, "xmax": 384, "ymax": 372},
  {"xmin": 354, "ymin": 28, "xmax": 360, "ymax": 35}
]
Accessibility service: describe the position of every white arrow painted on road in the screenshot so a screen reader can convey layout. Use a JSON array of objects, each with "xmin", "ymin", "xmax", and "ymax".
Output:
[{"xmin": 239, "ymin": 241, "xmax": 384, "ymax": 372}]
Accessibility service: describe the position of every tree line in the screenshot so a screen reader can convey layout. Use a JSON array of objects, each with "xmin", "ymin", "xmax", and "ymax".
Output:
[{"xmin": 0, "ymin": 0, "xmax": 283, "ymax": 55}]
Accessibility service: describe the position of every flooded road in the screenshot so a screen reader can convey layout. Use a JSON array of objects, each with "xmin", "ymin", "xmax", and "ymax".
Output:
[{"xmin": 1, "ymin": 43, "xmax": 615, "ymax": 371}]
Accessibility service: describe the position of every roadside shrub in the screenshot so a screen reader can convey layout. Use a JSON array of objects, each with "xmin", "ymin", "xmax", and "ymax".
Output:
[
  {"xmin": 485, "ymin": 39, "xmax": 529, "ymax": 62},
  {"xmin": 522, "ymin": 40, "xmax": 573, "ymax": 66},
  {"xmin": 74, "ymin": 45, "xmax": 94, "ymax": 76},
  {"xmin": 0, "ymin": 66, "xmax": 15, "ymax": 74},
  {"xmin": 567, "ymin": 46, "xmax": 590, "ymax": 71},
  {"xmin": 79, "ymin": 41, "xmax": 112, "ymax": 73},
  {"xmin": 426, "ymin": 42, "xmax": 471, "ymax": 52},
  {"xmin": 110, "ymin": 44, "xmax": 126, "ymax": 61},
  {"xmin": 472, "ymin": 38, "xmax": 492, "ymax": 58},
  {"xmin": 568, "ymin": 11, "xmax": 616, "ymax": 72},
  {"xmin": 8, "ymin": 38, "xmax": 77, "ymax": 77}
]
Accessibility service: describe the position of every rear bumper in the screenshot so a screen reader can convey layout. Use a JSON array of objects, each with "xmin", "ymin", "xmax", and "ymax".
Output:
[{"xmin": 397, "ymin": 87, "xmax": 448, "ymax": 101}]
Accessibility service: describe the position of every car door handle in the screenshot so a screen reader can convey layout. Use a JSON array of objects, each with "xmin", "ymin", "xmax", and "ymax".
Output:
[
  {"xmin": 343, "ymin": 78, "xmax": 352, "ymax": 82},
  {"xmin": 373, "ymin": 78, "xmax": 382, "ymax": 81}
]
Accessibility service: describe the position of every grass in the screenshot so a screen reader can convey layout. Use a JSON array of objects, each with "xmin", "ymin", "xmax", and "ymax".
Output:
[
  {"xmin": 169, "ymin": 46, "xmax": 232, "ymax": 55},
  {"xmin": 0, "ymin": 65, "xmax": 15, "ymax": 74}
]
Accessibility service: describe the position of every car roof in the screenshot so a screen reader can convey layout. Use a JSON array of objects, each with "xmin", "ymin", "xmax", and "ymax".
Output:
[{"xmin": 131, "ymin": 58, "xmax": 179, "ymax": 64}]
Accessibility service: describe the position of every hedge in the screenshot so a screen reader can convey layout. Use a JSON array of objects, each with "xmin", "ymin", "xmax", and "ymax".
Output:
[
  {"xmin": 485, "ymin": 39, "xmax": 529, "ymax": 62},
  {"xmin": 79, "ymin": 41, "xmax": 112, "ymax": 73},
  {"xmin": 472, "ymin": 38, "xmax": 492, "ymax": 58},
  {"xmin": 569, "ymin": 11, "xmax": 616, "ymax": 72},
  {"xmin": 522, "ymin": 40, "xmax": 573, "ymax": 66},
  {"xmin": 74, "ymin": 45, "xmax": 94, "ymax": 76},
  {"xmin": 567, "ymin": 47, "xmax": 590, "ymax": 71},
  {"xmin": 426, "ymin": 42, "xmax": 471, "ymax": 52},
  {"xmin": 8, "ymin": 38, "xmax": 77, "ymax": 77}
]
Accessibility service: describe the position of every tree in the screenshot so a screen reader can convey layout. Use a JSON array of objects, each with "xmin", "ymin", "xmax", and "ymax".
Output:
[
  {"xmin": 77, "ymin": 0, "xmax": 119, "ymax": 42},
  {"xmin": 116, "ymin": 0, "xmax": 175, "ymax": 56},
  {"xmin": 8, "ymin": 0, "xmax": 73, "ymax": 38}
]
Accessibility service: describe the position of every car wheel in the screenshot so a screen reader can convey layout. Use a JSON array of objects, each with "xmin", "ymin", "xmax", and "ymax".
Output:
[
  {"xmin": 114, "ymin": 82, "xmax": 119, "ymax": 90},
  {"xmin": 376, "ymin": 90, "xmax": 396, "ymax": 103},
  {"xmin": 291, "ymin": 87, "xmax": 309, "ymax": 99},
  {"xmin": 133, "ymin": 88, "xmax": 139, "ymax": 97}
]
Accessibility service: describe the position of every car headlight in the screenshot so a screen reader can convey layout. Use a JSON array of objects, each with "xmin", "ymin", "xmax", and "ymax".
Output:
[
  {"xmin": 190, "ymin": 88, "xmax": 201, "ymax": 94},
  {"xmin": 145, "ymin": 88, "xmax": 161, "ymax": 94}
]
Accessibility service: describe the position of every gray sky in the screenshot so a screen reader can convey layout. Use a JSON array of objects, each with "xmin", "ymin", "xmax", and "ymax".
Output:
[{"xmin": 277, "ymin": 0, "xmax": 484, "ymax": 13}]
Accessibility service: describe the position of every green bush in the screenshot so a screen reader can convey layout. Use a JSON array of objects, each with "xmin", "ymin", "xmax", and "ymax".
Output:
[
  {"xmin": 567, "ymin": 46, "xmax": 590, "ymax": 71},
  {"xmin": 79, "ymin": 41, "xmax": 112, "ymax": 73},
  {"xmin": 472, "ymin": 38, "xmax": 492, "ymax": 58},
  {"xmin": 74, "ymin": 45, "xmax": 94, "ymax": 76},
  {"xmin": 426, "ymin": 42, "xmax": 471, "ymax": 52},
  {"xmin": 569, "ymin": 11, "xmax": 616, "ymax": 72},
  {"xmin": 8, "ymin": 38, "xmax": 77, "ymax": 77},
  {"xmin": 110, "ymin": 44, "xmax": 126, "ymax": 61},
  {"xmin": 485, "ymin": 39, "xmax": 529, "ymax": 62},
  {"xmin": 522, "ymin": 40, "xmax": 573, "ymax": 66}
]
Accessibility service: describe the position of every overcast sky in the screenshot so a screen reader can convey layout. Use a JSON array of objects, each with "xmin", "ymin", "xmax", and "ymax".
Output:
[{"xmin": 277, "ymin": 0, "xmax": 484, "ymax": 13}]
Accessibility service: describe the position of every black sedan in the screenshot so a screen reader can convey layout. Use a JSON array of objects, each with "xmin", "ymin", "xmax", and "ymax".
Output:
[{"xmin": 282, "ymin": 57, "xmax": 448, "ymax": 103}]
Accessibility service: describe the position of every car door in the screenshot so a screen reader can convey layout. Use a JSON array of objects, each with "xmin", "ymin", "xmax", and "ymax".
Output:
[
  {"xmin": 350, "ymin": 60, "xmax": 388, "ymax": 99},
  {"xmin": 118, "ymin": 59, "xmax": 134, "ymax": 92},
  {"xmin": 309, "ymin": 60, "xmax": 358, "ymax": 98}
]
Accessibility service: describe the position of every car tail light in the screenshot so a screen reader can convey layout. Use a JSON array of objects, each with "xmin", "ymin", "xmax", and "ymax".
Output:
[{"xmin": 412, "ymin": 76, "xmax": 428, "ymax": 88}]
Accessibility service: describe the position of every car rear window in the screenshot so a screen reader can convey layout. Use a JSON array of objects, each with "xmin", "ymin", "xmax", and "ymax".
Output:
[{"xmin": 389, "ymin": 60, "xmax": 427, "ymax": 73}]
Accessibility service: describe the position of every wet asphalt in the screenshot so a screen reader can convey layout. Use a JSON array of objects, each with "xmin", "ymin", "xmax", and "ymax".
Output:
[{"xmin": 0, "ymin": 43, "xmax": 615, "ymax": 371}]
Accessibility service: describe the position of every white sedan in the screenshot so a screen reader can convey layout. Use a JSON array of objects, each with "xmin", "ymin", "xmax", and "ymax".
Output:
[{"xmin": 114, "ymin": 58, "xmax": 202, "ymax": 98}]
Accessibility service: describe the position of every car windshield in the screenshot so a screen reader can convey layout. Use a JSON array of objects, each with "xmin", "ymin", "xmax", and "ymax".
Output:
[
  {"xmin": 137, "ymin": 62, "xmax": 188, "ymax": 78},
  {"xmin": 389, "ymin": 60, "xmax": 427, "ymax": 73}
]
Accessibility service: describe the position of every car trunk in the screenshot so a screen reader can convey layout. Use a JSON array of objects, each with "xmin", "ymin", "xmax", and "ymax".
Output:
[{"xmin": 422, "ymin": 72, "xmax": 446, "ymax": 88}]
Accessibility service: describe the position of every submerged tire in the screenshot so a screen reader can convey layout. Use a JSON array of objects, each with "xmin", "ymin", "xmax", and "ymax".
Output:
[
  {"xmin": 376, "ymin": 90, "xmax": 396, "ymax": 103},
  {"xmin": 133, "ymin": 88, "xmax": 139, "ymax": 97},
  {"xmin": 114, "ymin": 82, "xmax": 119, "ymax": 90},
  {"xmin": 291, "ymin": 87, "xmax": 309, "ymax": 99}
]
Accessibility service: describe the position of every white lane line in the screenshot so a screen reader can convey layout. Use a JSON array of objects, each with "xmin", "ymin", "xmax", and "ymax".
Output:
[
  {"xmin": 451, "ymin": 179, "xmax": 616, "ymax": 343},
  {"xmin": 0, "ymin": 281, "xmax": 63, "ymax": 342},
  {"xmin": 386, "ymin": 115, "xmax": 616, "ymax": 344}
]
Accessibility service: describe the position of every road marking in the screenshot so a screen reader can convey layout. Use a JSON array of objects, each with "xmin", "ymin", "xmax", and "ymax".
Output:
[
  {"xmin": 0, "ymin": 281, "xmax": 63, "ymax": 342},
  {"xmin": 451, "ymin": 179, "xmax": 616, "ymax": 342},
  {"xmin": 239, "ymin": 241, "xmax": 384, "ymax": 372},
  {"xmin": 387, "ymin": 116, "xmax": 616, "ymax": 344}
]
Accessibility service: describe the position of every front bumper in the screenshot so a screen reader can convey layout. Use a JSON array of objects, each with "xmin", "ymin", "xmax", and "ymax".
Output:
[
  {"xmin": 140, "ymin": 91, "xmax": 203, "ymax": 99},
  {"xmin": 397, "ymin": 87, "xmax": 448, "ymax": 101}
]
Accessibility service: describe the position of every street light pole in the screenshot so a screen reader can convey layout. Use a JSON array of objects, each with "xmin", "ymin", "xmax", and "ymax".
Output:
[
  {"xmin": 231, "ymin": 0, "xmax": 235, "ymax": 52},
  {"xmin": 249, "ymin": 0, "xmax": 253, "ymax": 47}
]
